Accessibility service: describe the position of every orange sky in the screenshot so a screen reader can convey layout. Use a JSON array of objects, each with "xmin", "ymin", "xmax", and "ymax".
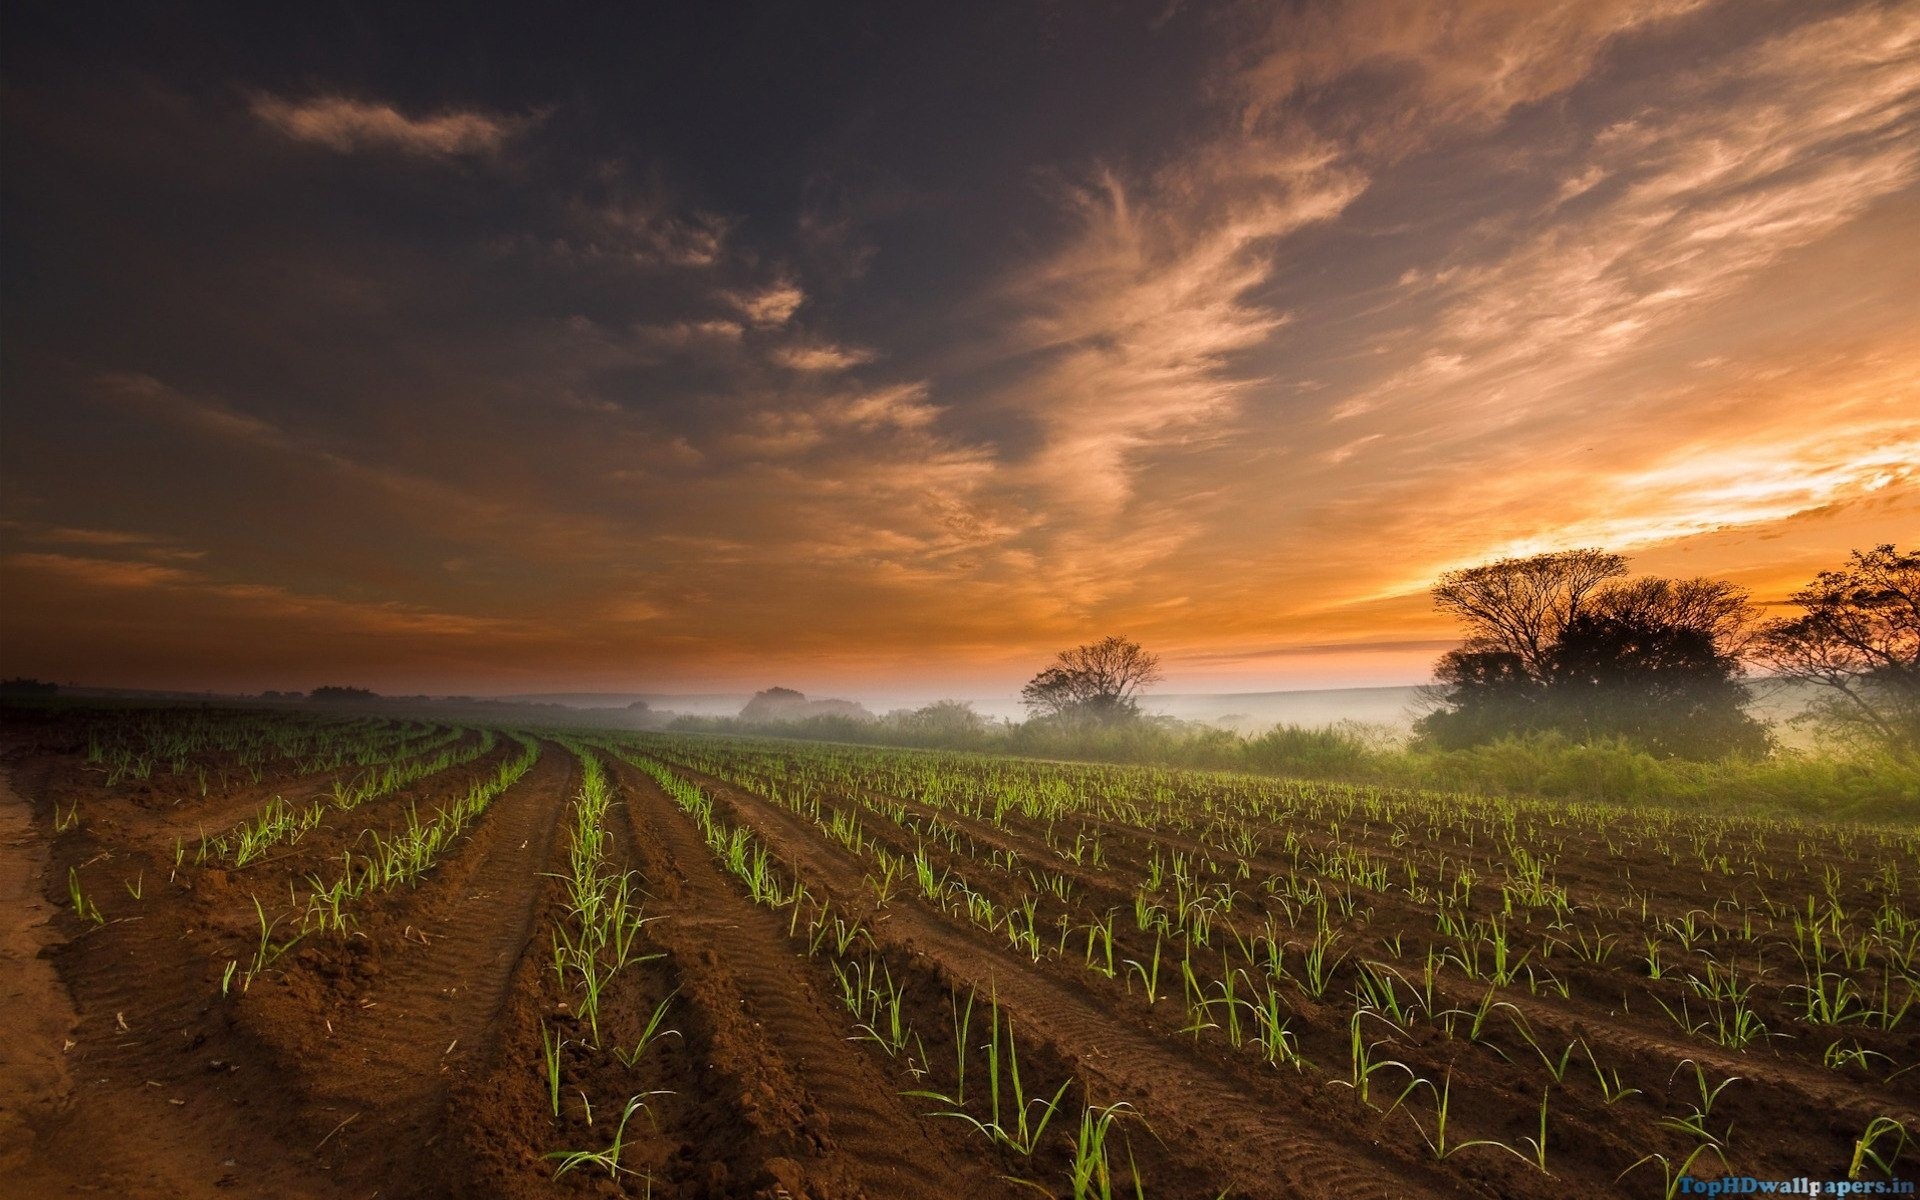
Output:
[{"xmin": 2, "ymin": 1, "xmax": 1917, "ymax": 699}]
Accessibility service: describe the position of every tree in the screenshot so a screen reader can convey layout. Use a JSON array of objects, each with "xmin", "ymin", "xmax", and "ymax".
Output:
[
  {"xmin": 1418, "ymin": 552, "xmax": 1762, "ymax": 758},
  {"xmin": 1021, "ymin": 636, "xmax": 1162, "ymax": 724},
  {"xmin": 1431, "ymin": 549, "xmax": 1627, "ymax": 678},
  {"xmin": 1754, "ymin": 544, "xmax": 1920, "ymax": 758},
  {"xmin": 1546, "ymin": 605, "xmax": 1766, "ymax": 758},
  {"xmin": 739, "ymin": 687, "xmax": 873, "ymax": 723},
  {"xmin": 1417, "ymin": 648, "xmax": 1547, "ymax": 748},
  {"xmin": 740, "ymin": 687, "xmax": 808, "ymax": 721},
  {"xmin": 1587, "ymin": 576, "xmax": 1757, "ymax": 655},
  {"xmin": 1420, "ymin": 550, "xmax": 1629, "ymax": 748}
]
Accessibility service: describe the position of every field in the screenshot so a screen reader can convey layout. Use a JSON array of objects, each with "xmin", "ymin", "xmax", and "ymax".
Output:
[{"xmin": 3, "ymin": 705, "xmax": 1916, "ymax": 1199}]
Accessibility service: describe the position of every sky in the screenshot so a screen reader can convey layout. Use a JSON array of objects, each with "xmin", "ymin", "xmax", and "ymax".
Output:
[{"xmin": 2, "ymin": 0, "xmax": 1917, "ymax": 700}]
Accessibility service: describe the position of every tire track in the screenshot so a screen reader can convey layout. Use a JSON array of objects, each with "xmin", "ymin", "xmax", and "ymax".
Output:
[
  {"xmin": 611, "ymin": 755, "xmax": 1031, "ymax": 1200},
  {"xmin": 291, "ymin": 741, "xmax": 575, "ymax": 1194},
  {"xmin": 28, "ymin": 781, "xmax": 351, "ymax": 1198}
]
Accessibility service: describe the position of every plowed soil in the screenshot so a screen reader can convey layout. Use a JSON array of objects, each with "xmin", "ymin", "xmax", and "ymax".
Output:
[{"xmin": 5, "ymin": 709, "xmax": 1916, "ymax": 1199}]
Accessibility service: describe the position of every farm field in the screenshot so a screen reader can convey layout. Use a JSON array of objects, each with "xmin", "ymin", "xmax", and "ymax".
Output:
[{"xmin": 3, "ymin": 704, "xmax": 1916, "ymax": 1198}]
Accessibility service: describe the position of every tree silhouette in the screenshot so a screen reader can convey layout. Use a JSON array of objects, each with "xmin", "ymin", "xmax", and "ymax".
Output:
[
  {"xmin": 1545, "ymin": 607, "xmax": 1766, "ymax": 758},
  {"xmin": 1021, "ymin": 636, "xmax": 1162, "ymax": 724},
  {"xmin": 308, "ymin": 685, "xmax": 378, "ymax": 703},
  {"xmin": 1419, "ymin": 553, "xmax": 1762, "ymax": 758},
  {"xmin": 1431, "ymin": 549, "xmax": 1627, "ymax": 678},
  {"xmin": 1418, "ymin": 647, "xmax": 1546, "ymax": 747},
  {"xmin": 1755, "ymin": 544, "xmax": 1919, "ymax": 758}
]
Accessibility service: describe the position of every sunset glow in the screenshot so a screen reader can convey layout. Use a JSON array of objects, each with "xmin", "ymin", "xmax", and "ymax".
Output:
[{"xmin": 3, "ymin": 1, "xmax": 1917, "ymax": 698}]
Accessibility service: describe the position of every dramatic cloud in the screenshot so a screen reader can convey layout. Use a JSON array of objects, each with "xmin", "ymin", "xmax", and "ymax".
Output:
[
  {"xmin": 999, "ymin": 162, "xmax": 1360, "ymax": 513},
  {"xmin": 1341, "ymin": 4, "xmax": 1920, "ymax": 430},
  {"xmin": 3, "ymin": 2, "xmax": 1916, "ymax": 695}
]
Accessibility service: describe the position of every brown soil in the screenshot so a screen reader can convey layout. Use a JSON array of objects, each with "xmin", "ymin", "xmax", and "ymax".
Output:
[
  {"xmin": 0, "ymin": 750, "xmax": 79, "ymax": 1190},
  {"xmin": 6, "ymin": 708, "xmax": 1915, "ymax": 1199}
]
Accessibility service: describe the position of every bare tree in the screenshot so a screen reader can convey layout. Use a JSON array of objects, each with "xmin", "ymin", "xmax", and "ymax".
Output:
[
  {"xmin": 1588, "ymin": 577, "xmax": 1757, "ymax": 654},
  {"xmin": 1754, "ymin": 544, "xmax": 1919, "ymax": 758},
  {"xmin": 1021, "ymin": 636, "xmax": 1163, "ymax": 723},
  {"xmin": 1431, "ymin": 549, "xmax": 1628, "ymax": 677}
]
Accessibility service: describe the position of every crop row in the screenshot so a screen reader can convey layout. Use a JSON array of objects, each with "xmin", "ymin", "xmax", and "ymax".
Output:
[
  {"xmin": 628, "ymin": 734, "xmax": 1916, "ymax": 1188},
  {"xmin": 77, "ymin": 708, "xmax": 441, "ymax": 788},
  {"xmin": 619, "ymin": 747, "xmax": 1165, "ymax": 1197},
  {"xmin": 212, "ymin": 728, "xmax": 501, "ymax": 867},
  {"xmin": 225, "ymin": 734, "xmax": 541, "ymax": 992}
]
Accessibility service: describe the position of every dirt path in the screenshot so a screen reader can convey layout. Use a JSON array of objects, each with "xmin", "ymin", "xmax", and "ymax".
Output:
[
  {"xmin": 6, "ymin": 734, "xmax": 573, "ymax": 1200},
  {"xmin": 14, "ymin": 710, "xmax": 1904, "ymax": 1198},
  {"xmin": 10, "ymin": 769, "xmax": 353, "ymax": 1198},
  {"xmin": 0, "ymin": 762, "xmax": 77, "ymax": 1188}
]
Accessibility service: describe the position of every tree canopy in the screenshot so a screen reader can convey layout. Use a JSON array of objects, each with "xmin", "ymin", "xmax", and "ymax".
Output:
[
  {"xmin": 1021, "ymin": 636, "xmax": 1162, "ymax": 724},
  {"xmin": 1431, "ymin": 548, "xmax": 1627, "ymax": 677},
  {"xmin": 1755, "ymin": 544, "xmax": 1919, "ymax": 758},
  {"xmin": 1418, "ymin": 551, "xmax": 1764, "ymax": 758}
]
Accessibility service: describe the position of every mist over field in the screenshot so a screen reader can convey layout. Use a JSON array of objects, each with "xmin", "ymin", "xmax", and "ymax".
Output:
[{"xmin": 493, "ymin": 686, "xmax": 1428, "ymax": 727}]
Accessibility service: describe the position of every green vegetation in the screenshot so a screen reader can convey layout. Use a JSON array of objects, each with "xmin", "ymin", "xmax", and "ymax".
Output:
[
  {"xmin": 1757, "ymin": 544, "xmax": 1920, "ymax": 760},
  {"xmin": 663, "ymin": 717, "xmax": 1916, "ymax": 822},
  {"xmin": 29, "ymin": 697, "xmax": 1915, "ymax": 1195},
  {"xmin": 625, "ymin": 728, "xmax": 1917, "ymax": 1189},
  {"xmin": 549, "ymin": 748, "xmax": 659, "ymax": 1046},
  {"xmin": 279, "ymin": 735, "xmax": 540, "ymax": 941}
]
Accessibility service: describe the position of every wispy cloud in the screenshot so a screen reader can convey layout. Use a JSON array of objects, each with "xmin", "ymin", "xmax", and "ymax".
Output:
[
  {"xmin": 1239, "ymin": 0, "xmax": 1709, "ymax": 150},
  {"xmin": 91, "ymin": 372, "xmax": 637, "ymax": 568},
  {"xmin": 1346, "ymin": 5, "xmax": 1920, "ymax": 432},
  {"xmin": 7, "ymin": 3, "xmax": 1917, "ymax": 692},
  {"xmin": 1000, "ymin": 159, "xmax": 1359, "ymax": 514},
  {"xmin": 1342, "ymin": 349, "xmax": 1920, "ymax": 601},
  {"xmin": 28, "ymin": 527, "xmax": 205, "ymax": 560},
  {"xmin": 7, "ymin": 551, "xmax": 200, "ymax": 590},
  {"xmin": 982, "ymin": 1, "xmax": 1714, "ymax": 520},
  {"xmin": 553, "ymin": 195, "xmax": 732, "ymax": 268},
  {"xmin": 729, "ymin": 281, "xmax": 806, "ymax": 326},
  {"xmin": 774, "ymin": 342, "xmax": 876, "ymax": 372},
  {"xmin": 945, "ymin": 1, "xmax": 1920, "ymax": 678},
  {"xmin": 5, "ymin": 551, "xmax": 511, "ymax": 638},
  {"xmin": 251, "ymin": 94, "xmax": 528, "ymax": 157}
]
